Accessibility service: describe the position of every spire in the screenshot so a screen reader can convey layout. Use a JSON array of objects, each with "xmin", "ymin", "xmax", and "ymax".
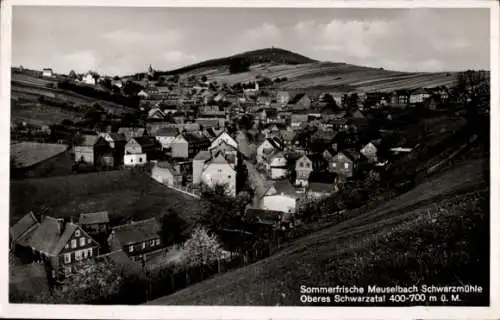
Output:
[{"xmin": 148, "ymin": 64, "xmax": 153, "ymax": 74}]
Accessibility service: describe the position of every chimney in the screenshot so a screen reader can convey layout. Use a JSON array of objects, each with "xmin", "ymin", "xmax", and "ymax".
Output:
[{"xmin": 57, "ymin": 218, "xmax": 65, "ymax": 235}]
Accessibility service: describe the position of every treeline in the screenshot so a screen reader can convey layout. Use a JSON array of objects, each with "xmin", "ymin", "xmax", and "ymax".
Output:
[{"xmin": 57, "ymin": 80, "xmax": 140, "ymax": 108}]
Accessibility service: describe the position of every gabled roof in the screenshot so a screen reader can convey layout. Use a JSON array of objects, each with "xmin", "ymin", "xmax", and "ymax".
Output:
[
  {"xmin": 16, "ymin": 216, "xmax": 91, "ymax": 256},
  {"xmin": 10, "ymin": 211, "xmax": 39, "ymax": 242},
  {"xmin": 288, "ymin": 93, "xmax": 307, "ymax": 105},
  {"xmin": 79, "ymin": 211, "xmax": 110, "ymax": 225},
  {"xmin": 267, "ymin": 136, "xmax": 284, "ymax": 150},
  {"xmin": 206, "ymin": 152, "xmax": 231, "ymax": 166},
  {"xmin": 111, "ymin": 218, "xmax": 161, "ymax": 246},
  {"xmin": 193, "ymin": 150, "xmax": 212, "ymax": 161},
  {"xmin": 118, "ymin": 127, "xmax": 146, "ymax": 138},
  {"xmin": 411, "ymin": 88, "xmax": 428, "ymax": 95},
  {"xmin": 133, "ymin": 136, "xmax": 160, "ymax": 149}
]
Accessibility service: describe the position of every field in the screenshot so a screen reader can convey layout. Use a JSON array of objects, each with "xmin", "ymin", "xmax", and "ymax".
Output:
[
  {"xmin": 179, "ymin": 62, "xmax": 457, "ymax": 93},
  {"xmin": 148, "ymin": 158, "xmax": 489, "ymax": 305},
  {"xmin": 10, "ymin": 170, "xmax": 204, "ymax": 226},
  {"xmin": 11, "ymin": 73, "xmax": 134, "ymax": 125}
]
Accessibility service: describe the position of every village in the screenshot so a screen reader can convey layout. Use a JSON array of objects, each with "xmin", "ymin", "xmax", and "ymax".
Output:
[{"xmin": 9, "ymin": 62, "xmax": 489, "ymax": 304}]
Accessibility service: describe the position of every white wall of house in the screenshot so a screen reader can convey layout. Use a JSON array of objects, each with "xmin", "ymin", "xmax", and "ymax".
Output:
[
  {"xmin": 124, "ymin": 154, "xmax": 147, "ymax": 166},
  {"xmin": 192, "ymin": 159, "xmax": 206, "ymax": 184},
  {"xmin": 270, "ymin": 168, "xmax": 287, "ymax": 180},
  {"xmin": 83, "ymin": 74, "xmax": 96, "ymax": 85},
  {"xmin": 74, "ymin": 147, "xmax": 94, "ymax": 164},
  {"xmin": 42, "ymin": 69, "xmax": 54, "ymax": 77},
  {"xmin": 201, "ymin": 163, "xmax": 236, "ymax": 196},
  {"xmin": 124, "ymin": 139, "xmax": 142, "ymax": 155},
  {"xmin": 171, "ymin": 136, "xmax": 189, "ymax": 159},
  {"xmin": 260, "ymin": 194, "xmax": 296, "ymax": 213},
  {"xmin": 409, "ymin": 93, "xmax": 430, "ymax": 104}
]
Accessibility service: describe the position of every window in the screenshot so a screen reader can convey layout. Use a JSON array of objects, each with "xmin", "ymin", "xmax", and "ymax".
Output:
[
  {"xmin": 155, "ymin": 239, "xmax": 160, "ymax": 246},
  {"xmin": 83, "ymin": 249, "xmax": 88, "ymax": 259},
  {"xmin": 71, "ymin": 239, "xmax": 77, "ymax": 249},
  {"xmin": 88, "ymin": 248, "xmax": 93, "ymax": 257},
  {"xmin": 75, "ymin": 250, "xmax": 82, "ymax": 261},
  {"xmin": 80, "ymin": 237, "xmax": 85, "ymax": 247},
  {"xmin": 75, "ymin": 230, "xmax": 80, "ymax": 237},
  {"xmin": 344, "ymin": 163, "xmax": 349, "ymax": 169},
  {"xmin": 129, "ymin": 245, "xmax": 134, "ymax": 253},
  {"xmin": 299, "ymin": 162, "xmax": 304, "ymax": 167},
  {"xmin": 228, "ymin": 175, "xmax": 231, "ymax": 179},
  {"xmin": 142, "ymin": 242, "xmax": 146, "ymax": 250},
  {"xmin": 306, "ymin": 163, "xmax": 310, "ymax": 168},
  {"xmin": 64, "ymin": 244, "xmax": 69, "ymax": 249},
  {"xmin": 64, "ymin": 253, "xmax": 71, "ymax": 264},
  {"xmin": 139, "ymin": 157, "xmax": 143, "ymax": 163},
  {"xmin": 332, "ymin": 163, "xmax": 337, "ymax": 168},
  {"xmin": 150, "ymin": 240, "xmax": 155, "ymax": 246}
]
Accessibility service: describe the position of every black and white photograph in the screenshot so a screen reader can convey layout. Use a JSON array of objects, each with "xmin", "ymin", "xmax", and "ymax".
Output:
[{"xmin": 1, "ymin": 0, "xmax": 498, "ymax": 318}]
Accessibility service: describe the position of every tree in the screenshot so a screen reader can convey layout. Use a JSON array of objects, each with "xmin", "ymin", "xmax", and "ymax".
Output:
[
  {"xmin": 229, "ymin": 58, "xmax": 251, "ymax": 74},
  {"xmin": 201, "ymin": 75, "xmax": 208, "ymax": 82},
  {"xmin": 123, "ymin": 81, "xmax": 144, "ymax": 96},
  {"xmin": 101, "ymin": 77, "xmax": 112, "ymax": 90},
  {"xmin": 180, "ymin": 226, "xmax": 227, "ymax": 267},
  {"xmin": 197, "ymin": 184, "xmax": 241, "ymax": 231},
  {"xmin": 69, "ymin": 70, "xmax": 77, "ymax": 79},
  {"xmin": 160, "ymin": 209, "xmax": 190, "ymax": 247}
]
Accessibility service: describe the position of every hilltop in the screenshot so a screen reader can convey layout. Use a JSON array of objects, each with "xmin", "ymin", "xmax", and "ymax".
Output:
[{"xmin": 129, "ymin": 47, "xmax": 458, "ymax": 93}]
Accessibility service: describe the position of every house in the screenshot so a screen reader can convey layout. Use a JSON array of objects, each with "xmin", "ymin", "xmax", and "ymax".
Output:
[
  {"xmin": 82, "ymin": 73, "xmax": 96, "ymax": 85},
  {"xmin": 42, "ymin": 68, "xmax": 54, "ymax": 78},
  {"xmin": 138, "ymin": 90, "xmax": 149, "ymax": 98},
  {"xmin": 154, "ymin": 127, "xmax": 178, "ymax": 151},
  {"xmin": 108, "ymin": 218, "xmax": 162, "ymax": 260},
  {"xmin": 276, "ymin": 91, "xmax": 290, "ymax": 107},
  {"xmin": 195, "ymin": 117, "xmax": 225, "ymax": 129},
  {"xmin": 117, "ymin": 127, "xmax": 146, "ymax": 141},
  {"xmin": 192, "ymin": 151, "xmax": 212, "ymax": 185},
  {"xmin": 391, "ymin": 90, "xmax": 410, "ymax": 106},
  {"xmin": 171, "ymin": 133, "xmax": 211, "ymax": 159},
  {"xmin": 409, "ymin": 88, "xmax": 431, "ymax": 104},
  {"xmin": 11, "ymin": 214, "xmax": 100, "ymax": 279},
  {"xmin": 295, "ymin": 155, "xmax": 313, "ymax": 187},
  {"xmin": 210, "ymin": 131, "xmax": 238, "ymax": 150},
  {"xmin": 98, "ymin": 132, "xmax": 127, "ymax": 166},
  {"xmin": 256, "ymin": 137, "xmax": 284, "ymax": 164},
  {"xmin": 79, "ymin": 211, "xmax": 110, "ymax": 236},
  {"xmin": 10, "ymin": 211, "xmax": 39, "ymax": 250},
  {"xmin": 147, "ymin": 107, "xmax": 166, "ymax": 120},
  {"xmin": 257, "ymin": 179, "xmax": 298, "ymax": 214},
  {"xmin": 330, "ymin": 152, "xmax": 354, "ymax": 178},
  {"xmin": 123, "ymin": 137, "xmax": 160, "ymax": 166},
  {"xmin": 290, "ymin": 113, "xmax": 308, "ymax": 130},
  {"xmin": 73, "ymin": 134, "xmax": 99, "ymax": 164},
  {"xmin": 287, "ymin": 93, "xmax": 311, "ymax": 111},
  {"xmin": 111, "ymin": 79, "xmax": 123, "ymax": 88},
  {"xmin": 264, "ymin": 151, "xmax": 288, "ymax": 180},
  {"xmin": 360, "ymin": 142, "xmax": 378, "ymax": 163},
  {"xmin": 151, "ymin": 162, "xmax": 182, "ymax": 187},
  {"xmin": 201, "ymin": 152, "xmax": 237, "ymax": 196}
]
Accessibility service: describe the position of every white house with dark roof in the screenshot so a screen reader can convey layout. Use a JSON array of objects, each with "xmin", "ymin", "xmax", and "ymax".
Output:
[
  {"xmin": 201, "ymin": 152, "xmax": 237, "ymax": 196},
  {"xmin": 257, "ymin": 179, "xmax": 298, "ymax": 214},
  {"xmin": 42, "ymin": 68, "xmax": 54, "ymax": 77},
  {"xmin": 210, "ymin": 131, "xmax": 238, "ymax": 150},
  {"xmin": 11, "ymin": 214, "xmax": 100, "ymax": 278}
]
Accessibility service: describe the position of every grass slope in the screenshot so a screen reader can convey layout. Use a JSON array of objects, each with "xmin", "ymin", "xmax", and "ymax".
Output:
[
  {"xmin": 148, "ymin": 159, "xmax": 489, "ymax": 306},
  {"xmin": 10, "ymin": 170, "xmax": 203, "ymax": 226}
]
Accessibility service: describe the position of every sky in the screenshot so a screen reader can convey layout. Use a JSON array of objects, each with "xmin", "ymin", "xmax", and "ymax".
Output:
[{"xmin": 12, "ymin": 6, "xmax": 490, "ymax": 76}]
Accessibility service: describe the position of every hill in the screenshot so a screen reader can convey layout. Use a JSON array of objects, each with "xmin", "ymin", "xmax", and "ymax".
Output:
[
  {"xmin": 129, "ymin": 47, "xmax": 460, "ymax": 92},
  {"xmin": 10, "ymin": 170, "xmax": 203, "ymax": 226},
  {"xmin": 148, "ymin": 157, "xmax": 489, "ymax": 306},
  {"xmin": 11, "ymin": 72, "xmax": 134, "ymax": 126}
]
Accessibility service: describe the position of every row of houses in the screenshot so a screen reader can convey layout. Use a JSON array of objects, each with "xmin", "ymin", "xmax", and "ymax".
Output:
[{"xmin": 10, "ymin": 211, "xmax": 163, "ymax": 281}]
